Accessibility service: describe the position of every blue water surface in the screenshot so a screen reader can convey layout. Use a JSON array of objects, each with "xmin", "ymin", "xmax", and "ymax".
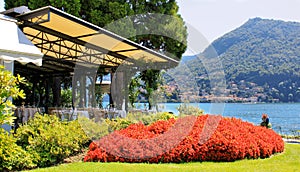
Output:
[{"xmin": 159, "ymin": 103, "xmax": 300, "ymax": 135}]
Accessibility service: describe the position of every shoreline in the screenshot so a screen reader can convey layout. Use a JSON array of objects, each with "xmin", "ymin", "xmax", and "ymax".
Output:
[{"xmin": 283, "ymin": 138, "xmax": 300, "ymax": 144}]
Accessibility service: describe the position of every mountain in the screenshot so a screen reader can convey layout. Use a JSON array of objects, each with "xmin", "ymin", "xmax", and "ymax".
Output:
[
  {"xmin": 165, "ymin": 17, "xmax": 300, "ymax": 103},
  {"xmin": 180, "ymin": 55, "xmax": 197, "ymax": 63}
]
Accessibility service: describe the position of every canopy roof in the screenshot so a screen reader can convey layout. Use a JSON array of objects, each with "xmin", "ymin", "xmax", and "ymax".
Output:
[
  {"xmin": 0, "ymin": 14, "xmax": 43, "ymax": 66},
  {"xmin": 2, "ymin": 6, "xmax": 178, "ymax": 76}
]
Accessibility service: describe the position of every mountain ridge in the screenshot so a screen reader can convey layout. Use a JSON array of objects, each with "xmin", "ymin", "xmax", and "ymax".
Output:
[{"xmin": 165, "ymin": 17, "xmax": 300, "ymax": 103}]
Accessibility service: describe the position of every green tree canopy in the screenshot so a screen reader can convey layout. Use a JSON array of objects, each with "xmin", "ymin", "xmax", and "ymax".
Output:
[{"xmin": 5, "ymin": 0, "xmax": 81, "ymax": 16}]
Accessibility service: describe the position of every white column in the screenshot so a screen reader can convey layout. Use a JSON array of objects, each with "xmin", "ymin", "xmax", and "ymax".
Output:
[{"xmin": 3, "ymin": 60, "xmax": 14, "ymax": 73}]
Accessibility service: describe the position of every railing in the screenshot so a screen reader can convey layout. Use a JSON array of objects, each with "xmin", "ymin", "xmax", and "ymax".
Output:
[
  {"xmin": 48, "ymin": 107, "xmax": 127, "ymax": 121},
  {"xmin": 13, "ymin": 106, "xmax": 158, "ymax": 129}
]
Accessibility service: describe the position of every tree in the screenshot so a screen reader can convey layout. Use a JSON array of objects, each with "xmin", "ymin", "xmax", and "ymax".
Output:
[
  {"xmin": 128, "ymin": 75, "xmax": 141, "ymax": 108},
  {"xmin": 139, "ymin": 69, "xmax": 162, "ymax": 109},
  {"xmin": 111, "ymin": 0, "xmax": 187, "ymax": 109},
  {"xmin": 5, "ymin": 0, "xmax": 81, "ymax": 17}
]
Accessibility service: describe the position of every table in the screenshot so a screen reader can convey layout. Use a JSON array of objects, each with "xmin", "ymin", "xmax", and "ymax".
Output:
[
  {"xmin": 14, "ymin": 107, "xmax": 41, "ymax": 123},
  {"xmin": 49, "ymin": 109, "xmax": 89, "ymax": 121}
]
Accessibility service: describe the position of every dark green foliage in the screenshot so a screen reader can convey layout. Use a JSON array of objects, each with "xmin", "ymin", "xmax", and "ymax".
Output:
[
  {"xmin": 61, "ymin": 89, "xmax": 72, "ymax": 107},
  {"xmin": 5, "ymin": 0, "xmax": 81, "ymax": 16},
  {"xmin": 211, "ymin": 18, "xmax": 300, "ymax": 102},
  {"xmin": 215, "ymin": 18, "xmax": 300, "ymax": 81},
  {"xmin": 139, "ymin": 69, "xmax": 162, "ymax": 109},
  {"xmin": 15, "ymin": 114, "xmax": 89, "ymax": 167}
]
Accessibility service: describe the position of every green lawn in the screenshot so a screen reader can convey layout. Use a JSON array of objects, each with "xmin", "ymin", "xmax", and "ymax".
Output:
[{"xmin": 27, "ymin": 143, "xmax": 300, "ymax": 172}]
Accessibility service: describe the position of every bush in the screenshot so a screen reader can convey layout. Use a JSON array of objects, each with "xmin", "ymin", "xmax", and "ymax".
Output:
[
  {"xmin": 15, "ymin": 114, "xmax": 89, "ymax": 167},
  {"xmin": 61, "ymin": 89, "xmax": 72, "ymax": 108},
  {"xmin": 0, "ymin": 65, "xmax": 26, "ymax": 126},
  {"xmin": 0, "ymin": 129, "xmax": 35, "ymax": 171},
  {"xmin": 78, "ymin": 117, "xmax": 110, "ymax": 141},
  {"xmin": 177, "ymin": 103, "xmax": 204, "ymax": 116},
  {"xmin": 84, "ymin": 115, "xmax": 284, "ymax": 163},
  {"xmin": 125, "ymin": 111, "xmax": 177, "ymax": 125},
  {"xmin": 104, "ymin": 111, "xmax": 177, "ymax": 132},
  {"xmin": 78, "ymin": 112, "xmax": 177, "ymax": 141},
  {"xmin": 144, "ymin": 112, "xmax": 177, "ymax": 124}
]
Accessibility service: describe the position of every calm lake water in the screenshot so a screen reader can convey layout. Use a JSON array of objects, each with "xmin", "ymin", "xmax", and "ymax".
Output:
[{"xmin": 157, "ymin": 103, "xmax": 300, "ymax": 135}]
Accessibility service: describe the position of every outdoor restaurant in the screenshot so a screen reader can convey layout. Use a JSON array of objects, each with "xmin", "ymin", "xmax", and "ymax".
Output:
[{"xmin": 0, "ymin": 5, "xmax": 178, "ymax": 125}]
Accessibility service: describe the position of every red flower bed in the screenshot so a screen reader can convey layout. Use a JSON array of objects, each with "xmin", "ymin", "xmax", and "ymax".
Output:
[{"xmin": 84, "ymin": 115, "xmax": 284, "ymax": 163}]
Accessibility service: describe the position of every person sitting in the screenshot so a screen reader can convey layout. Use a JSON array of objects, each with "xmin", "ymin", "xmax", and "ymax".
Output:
[{"xmin": 260, "ymin": 114, "xmax": 272, "ymax": 129}]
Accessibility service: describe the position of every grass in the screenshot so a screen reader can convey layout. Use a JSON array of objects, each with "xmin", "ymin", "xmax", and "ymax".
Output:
[{"xmin": 26, "ymin": 143, "xmax": 300, "ymax": 172}]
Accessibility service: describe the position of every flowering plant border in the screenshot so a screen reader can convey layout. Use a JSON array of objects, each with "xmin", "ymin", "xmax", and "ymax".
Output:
[{"xmin": 84, "ymin": 115, "xmax": 284, "ymax": 163}]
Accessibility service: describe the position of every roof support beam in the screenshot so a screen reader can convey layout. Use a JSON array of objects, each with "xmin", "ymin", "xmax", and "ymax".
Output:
[{"xmin": 21, "ymin": 21, "xmax": 138, "ymax": 64}]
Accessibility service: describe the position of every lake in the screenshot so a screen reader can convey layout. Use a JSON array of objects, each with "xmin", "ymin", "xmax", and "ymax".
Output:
[
  {"xmin": 106, "ymin": 102, "xmax": 299, "ymax": 135},
  {"xmin": 157, "ymin": 103, "xmax": 300, "ymax": 135}
]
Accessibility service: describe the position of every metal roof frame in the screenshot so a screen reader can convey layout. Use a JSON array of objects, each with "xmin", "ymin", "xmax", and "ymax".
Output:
[{"xmin": 7, "ymin": 6, "xmax": 178, "ymax": 77}]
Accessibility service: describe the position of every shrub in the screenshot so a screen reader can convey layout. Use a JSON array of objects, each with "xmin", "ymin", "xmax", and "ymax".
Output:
[
  {"xmin": 177, "ymin": 103, "xmax": 204, "ymax": 116},
  {"xmin": 0, "ymin": 65, "xmax": 26, "ymax": 125},
  {"xmin": 125, "ymin": 111, "xmax": 177, "ymax": 125},
  {"xmin": 105, "ymin": 118, "xmax": 133, "ymax": 132},
  {"xmin": 84, "ymin": 115, "xmax": 284, "ymax": 163},
  {"xmin": 145, "ymin": 112, "xmax": 177, "ymax": 123},
  {"xmin": 15, "ymin": 114, "xmax": 89, "ymax": 167},
  {"xmin": 0, "ymin": 129, "xmax": 35, "ymax": 171},
  {"xmin": 78, "ymin": 117, "xmax": 110, "ymax": 141},
  {"xmin": 0, "ymin": 65, "xmax": 34, "ymax": 170},
  {"xmin": 78, "ymin": 112, "xmax": 176, "ymax": 141},
  {"xmin": 61, "ymin": 89, "xmax": 72, "ymax": 108}
]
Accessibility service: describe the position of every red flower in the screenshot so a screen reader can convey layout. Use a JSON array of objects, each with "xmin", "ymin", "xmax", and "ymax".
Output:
[{"xmin": 84, "ymin": 115, "xmax": 284, "ymax": 163}]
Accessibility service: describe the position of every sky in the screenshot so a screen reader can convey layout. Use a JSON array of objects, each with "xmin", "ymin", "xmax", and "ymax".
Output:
[
  {"xmin": 0, "ymin": 0, "xmax": 3, "ymax": 12},
  {"xmin": 1, "ymin": 0, "xmax": 300, "ymax": 55},
  {"xmin": 177, "ymin": 0, "xmax": 300, "ymax": 54}
]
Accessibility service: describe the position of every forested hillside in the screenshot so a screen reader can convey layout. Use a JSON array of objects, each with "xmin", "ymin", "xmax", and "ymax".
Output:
[{"xmin": 165, "ymin": 17, "xmax": 300, "ymax": 103}]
